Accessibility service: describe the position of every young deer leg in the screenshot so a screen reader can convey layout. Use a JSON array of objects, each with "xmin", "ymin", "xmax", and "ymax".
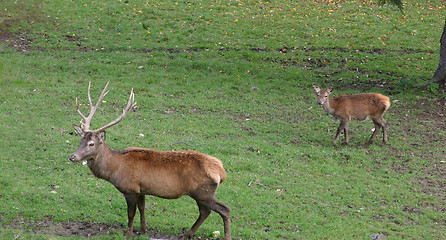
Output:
[
  {"xmin": 333, "ymin": 120, "xmax": 348, "ymax": 145},
  {"xmin": 137, "ymin": 195, "xmax": 147, "ymax": 233},
  {"xmin": 185, "ymin": 202, "xmax": 211, "ymax": 238},
  {"xmin": 381, "ymin": 118, "xmax": 388, "ymax": 144},
  {"xmin": 368, "ymin": 118, "xmax": 387, "ymax": 145},
  {"xmin": 124, "ymin": 194, "xmax": 138, "ymax": 237},
  {"xmin": 367, "ymin": 122, "xmax": 380, "ymax": 146},
  {"xmin": 343, "ymin": 122, "xmax": 350, "ymax": 144}
]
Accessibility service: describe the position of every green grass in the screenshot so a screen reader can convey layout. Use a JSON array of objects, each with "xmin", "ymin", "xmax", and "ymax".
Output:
[{"xmin": 0, "ymin": 0, "xmax": 445, "ymax": 239}]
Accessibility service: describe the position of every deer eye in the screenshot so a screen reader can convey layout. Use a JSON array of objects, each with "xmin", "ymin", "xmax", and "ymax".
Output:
[{"xmin": 88, "ymin": 142, "xmax": 95, "ymax": 147}]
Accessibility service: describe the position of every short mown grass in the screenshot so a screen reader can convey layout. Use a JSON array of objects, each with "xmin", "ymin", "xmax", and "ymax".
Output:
[{"xmin": 0, "ymin": 0, "xmax": 445, "ymax": 239}]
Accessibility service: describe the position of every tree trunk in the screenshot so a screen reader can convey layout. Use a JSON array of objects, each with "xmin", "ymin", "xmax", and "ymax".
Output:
[
  {"xmin": 434, "ymin": 19, "xmax": 446, "ymax": 92},
  {"xmin": 418, "ymin": 20, "xmax": 446, "ymax": 92}
]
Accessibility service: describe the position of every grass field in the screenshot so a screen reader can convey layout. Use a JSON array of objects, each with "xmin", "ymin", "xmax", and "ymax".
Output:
[{"xmin": 0, "ymin": 0, "xmax": 445, "ymax": 239}]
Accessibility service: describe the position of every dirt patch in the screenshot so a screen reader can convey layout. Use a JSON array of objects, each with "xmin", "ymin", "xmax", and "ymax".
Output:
[
  {"xmin": 0, "ymin": 15, "xmax": 15, "ymax": 41},
  {"xmin": 11, "ymin": 218, "xmax": 120, "ymax": 237},
  {"xmin": 3, "ymin": 216, "xmax": 214, "ymax": 239},
  {"xmin": 0, "ymin": 13, "xmax": 35, "ymax": 51},
  {"xmin": 0, "ymin": 1, "xmax": 44, "ymax": 52}
]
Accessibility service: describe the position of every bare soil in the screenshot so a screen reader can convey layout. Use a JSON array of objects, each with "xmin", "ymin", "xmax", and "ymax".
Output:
[{"xmin": 2, "ymin": 216, "xmax": 212, "ymax": 239}]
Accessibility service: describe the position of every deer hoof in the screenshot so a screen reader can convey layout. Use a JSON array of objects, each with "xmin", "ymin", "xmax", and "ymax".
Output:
[
  {"xmin": 125, "ymin": 232, "xmax": 133, "ymax": 238},
  {"xmin": 184, "ymin": 231, "xmax": 195, "ymax": 239}
]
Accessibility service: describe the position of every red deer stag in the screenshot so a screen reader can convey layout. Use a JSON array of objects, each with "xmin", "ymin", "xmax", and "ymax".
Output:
[
  {"xmin": 312, "ymin": 84, "xmax": 390, "ymax": 146},
  {"xmin": 68, "ymin": 82, "xmax": 231, "ymax": 239}
]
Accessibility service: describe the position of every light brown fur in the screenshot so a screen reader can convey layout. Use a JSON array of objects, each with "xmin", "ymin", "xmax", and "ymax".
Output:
[{"xmin": 312, "ymin": 84, "xmax": 390, "ymax": 146}]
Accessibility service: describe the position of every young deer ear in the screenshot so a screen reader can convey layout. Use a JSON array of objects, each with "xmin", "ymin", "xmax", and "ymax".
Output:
[
  {"xmin": 327, "ymin": 85, "xmax": 334, "ymax": 93},
  {"xmin": 97, "ymin": 131, "xmax": 106, "ymax": 143},
  {"xmin": 312, "ymin": 84, "xmax": 321, "ymax": 93},
  {"xmin": 73, "ymin": 124, "xmax": 85, "ymax": 137}
]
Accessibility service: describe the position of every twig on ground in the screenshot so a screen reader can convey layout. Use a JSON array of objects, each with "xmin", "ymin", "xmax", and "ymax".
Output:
[{"xmin": 248, "ymin": 180, "xmax": 271, "ymax": 192}]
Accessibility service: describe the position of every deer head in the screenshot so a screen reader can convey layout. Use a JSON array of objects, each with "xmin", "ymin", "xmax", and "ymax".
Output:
[
  {"xmin": 312, "ymin": 84, "xmax": 333, "ymax": 106},
  {"xmin": 69, "ymin": 82, "xmax": 136, "ymax": 162}
]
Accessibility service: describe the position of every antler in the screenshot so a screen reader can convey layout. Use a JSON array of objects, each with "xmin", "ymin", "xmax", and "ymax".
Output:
[
  {"xmin": 75, "ymin": 81, "xmax": 136, "ymax": 133},
  {"xmin": 93, "ymin": 88, "xmax": 135, "ymax": 132}
]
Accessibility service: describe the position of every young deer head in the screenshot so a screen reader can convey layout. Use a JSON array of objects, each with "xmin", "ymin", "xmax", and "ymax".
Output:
[
  {"xmin": 313, "ymin": 85, "xmax": 333, "ymax": 106},
  {"xmin": 69, "ymin": 82, "xmax": 231, "ymax": 239},
  {"xmin": 312, "ymin": 84, "xmax": 390, "ymax": 146}
]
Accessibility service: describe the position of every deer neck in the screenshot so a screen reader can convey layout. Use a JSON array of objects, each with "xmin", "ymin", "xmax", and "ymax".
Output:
[
  {"xmin": 323, "ymin": 97, "xmax": 336, "ymax": 115},
  {"xmin": 87, "ymin": 142, "xmax": 120, "ymax": 181}
]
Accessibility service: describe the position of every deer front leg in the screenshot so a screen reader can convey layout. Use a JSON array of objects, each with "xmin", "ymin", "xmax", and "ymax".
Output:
[
  {"xmin": 124, "ymin": 194, "xmax": 138, "ymax": 237},
  {"xmin": 333, "ymin": 120, "xmax": 348, "ymax": 145},
  {"xmin": 137, "ymin": 195, "xmax": 147, "ymax": 234}
]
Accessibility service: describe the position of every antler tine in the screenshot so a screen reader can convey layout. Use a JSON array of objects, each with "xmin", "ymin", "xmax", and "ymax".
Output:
[
  {"xmin": 75, "ymin": 97, "xmax": 88, "ymax": 129},
  {"xmin": 92, "ymin": 81, "xmax": 110, "ymax": 110},
  {"xmin": 92, "ymin": 88, "xmax": 136, "ymax": 133},
  {"xmin": 87, "ymin": 82, "xmax": 93, "ymax": 111},
  {"xmin": 87, "ymin": 81, "xmax": 110, "ymax": 130},
  {"xmin": 76, "ymin": 81, "xmax": 110, "ymax": 131}
]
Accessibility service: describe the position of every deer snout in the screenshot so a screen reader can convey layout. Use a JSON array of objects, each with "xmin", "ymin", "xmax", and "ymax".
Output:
[{"xmin": 69, "ymin": 154, "xmax": 80, "ymax": 162}]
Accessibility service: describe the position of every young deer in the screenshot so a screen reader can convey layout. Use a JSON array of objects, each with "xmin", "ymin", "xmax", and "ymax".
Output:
[
  {"xmin": 68, "ymin": 82, "xmax": 231, "ymax": 239},
  {"xmin": 312, "ymin": 84, "xmax": 390, "ymax": 146}
]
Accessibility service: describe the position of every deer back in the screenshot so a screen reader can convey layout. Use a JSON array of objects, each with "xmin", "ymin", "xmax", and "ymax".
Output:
[
  {"xmin": 330, "ymin": 93, "xmax": 390, "ymax": 121},
  {"xmin": 111, "ymin": 148, "xmax": 227, "ymax": 199}
]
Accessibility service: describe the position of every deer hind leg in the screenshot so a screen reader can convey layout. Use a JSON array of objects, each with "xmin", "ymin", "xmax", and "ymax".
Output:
[
  {"xmin": 137, "ymin": 195, "xmax": 147, "ymax": 233},
  {"xmin": 367, "ymin": 122, "xmax": 380, "ymax": 146},
  {"xmin": 185, "ymin": 202, "xmax": 212, "ymax": 238},
  {"xmin": 210, "ymin": 199, "xmax": 231, "ymax": 240},
  {"xmin": 188, "ymin": 186, "xmax": 231, "ymax": 240},
  {"xmin": 189, "ymin": 198, "xmax": 231, "ymax": 240},
  {"xmin": 380, "ymin": 118, "xmax": 388, "ymax": 144},
  {"xmin": 124, "ymin": 193, "xmax": 138, "ymax": 237},
  {"xmin": 368, "ymin": 117, "xmax": 387, "ymax": 145}
]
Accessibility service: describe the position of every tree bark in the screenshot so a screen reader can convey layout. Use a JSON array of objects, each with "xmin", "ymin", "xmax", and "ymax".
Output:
[{"xmin": 418, "ymin": 19, "xmax": 446, "ymax": 92}]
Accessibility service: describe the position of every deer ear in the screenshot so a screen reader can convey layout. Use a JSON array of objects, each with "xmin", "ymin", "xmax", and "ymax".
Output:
[
  {"xmin": 327, "ymin": 85, "xmax": 334, "ymax": 93},
  {"xmin": 312, "ymin": 84, "xmax": 321, "ymax": 93},
  {"xmin": 98, "ymin": 131, "xmax": 106, "ymax": 143},
  {"xmin": 73, "ymin": 124, "xmax": 85, "ymax": 137}
]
